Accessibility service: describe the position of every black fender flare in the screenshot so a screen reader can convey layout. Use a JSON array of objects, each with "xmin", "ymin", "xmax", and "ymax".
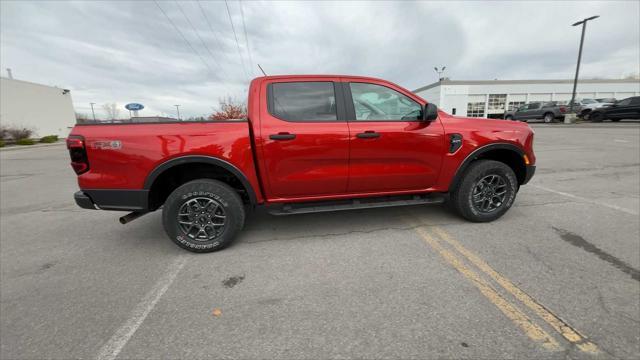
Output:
[
  {"xmin": 449, "ymin": 143, "xmax": 525, "ymax": 191},
  {"xmin": 144, "ymin": 155, "xmax": 257, "ymax": 205}
]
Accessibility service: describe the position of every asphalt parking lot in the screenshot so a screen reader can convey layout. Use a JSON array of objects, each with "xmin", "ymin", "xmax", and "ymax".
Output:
[{"xmin": 1, "ymin": 123, "xmax": 639, "ymax": 359}]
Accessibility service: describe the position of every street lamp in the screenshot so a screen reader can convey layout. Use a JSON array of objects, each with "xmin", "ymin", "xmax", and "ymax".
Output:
[
  {"xmin": 569, "ymin": 15, "xmax": 599, "ymax": 113},
  {"xmin": 434, "ymin": 66, "xmax": 446, "ymax": 81},
  {"xmin": 174, "ymin": 105, "xmax": 181, "ymax": 120},
  {"xmin": 89, "ymin": 102, "xmax": 96, "ymax": 121}
]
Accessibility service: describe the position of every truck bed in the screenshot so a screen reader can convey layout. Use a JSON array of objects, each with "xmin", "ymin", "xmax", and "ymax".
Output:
[{"xmin": 70, "ymin": 120, "xmax": 261, "ymax": 194}]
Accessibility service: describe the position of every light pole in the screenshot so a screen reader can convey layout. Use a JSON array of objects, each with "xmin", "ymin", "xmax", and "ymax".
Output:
[
  {"xmin": 174, "ymin": 105, "xmax": 181, "ymax": 120},
  {"xmin": 434, "ymin": 66, "xmax": 446, "ymax": 81},
  {"xmin": 90, "ymin": 102, "xmax": 96, "ymax": 121},
  {"xmin": 569, "ymin": 15, "xmax": 599, "ymax": 113}
]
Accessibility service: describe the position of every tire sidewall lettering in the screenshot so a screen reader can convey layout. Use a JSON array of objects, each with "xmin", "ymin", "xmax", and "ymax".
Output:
[
  {"xmin": 181, "ymin": 191, "xmax": 229, "ymax": 207},
  {"xmin": 176, "ymin": 234, "xmax": 220, "ymax": 250}
]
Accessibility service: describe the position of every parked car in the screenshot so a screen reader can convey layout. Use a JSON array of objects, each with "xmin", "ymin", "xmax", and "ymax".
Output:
[
  {"xmin": 573, "ymin": 98, "xmax": 614, "ymax": 119},
  {"xmin": 67, "ymin": 75, "xmax": 536, "ymax": 253},
  {"xmin": 589, "ymin": 96, "xmax": 640, "ymax": 122},
  {"xmin": 504, "ymin": 102, "xmax": 568, "ymax": 122}
]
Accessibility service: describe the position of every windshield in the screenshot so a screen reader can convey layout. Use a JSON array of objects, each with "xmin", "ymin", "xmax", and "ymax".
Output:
[{"xmin": 582, "ymin": 99, "xmax": 597, "ymax": 104}]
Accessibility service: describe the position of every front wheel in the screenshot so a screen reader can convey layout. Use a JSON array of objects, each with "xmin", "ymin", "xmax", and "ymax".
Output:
[
  {"xmin": 162, "ymin": 179, "xmax": 245, "ymax": 253},
  {"xmin": 450, "ymin": 160, "xmax": 518, "ymax": 222}
]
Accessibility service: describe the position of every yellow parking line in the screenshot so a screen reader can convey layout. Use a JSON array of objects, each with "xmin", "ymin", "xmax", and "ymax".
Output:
[
  {"xmin": 431, "ymin": 226, "xmax": 599, "ymax": 354},
  {"xmin": 413, "ymin": 226, "xmax": 561, "ymax": 351}
]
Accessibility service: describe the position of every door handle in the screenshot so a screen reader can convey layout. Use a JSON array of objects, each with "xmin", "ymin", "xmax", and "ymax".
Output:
[
  {"xmin": 356, "ymin": 131, "xmax": 380, "ymax": 139},
  {"xmin": 269, "ymin": 132, "xmax": 296, "ymax": 140}
]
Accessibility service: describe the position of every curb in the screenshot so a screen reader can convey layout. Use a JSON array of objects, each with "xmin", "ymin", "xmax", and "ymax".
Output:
[{"xmin": 0, "ymin": 141, "xmax": 66, "ymax": 152}]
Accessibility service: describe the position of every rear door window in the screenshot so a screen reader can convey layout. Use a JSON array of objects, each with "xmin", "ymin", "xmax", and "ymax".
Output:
[{"xmin": 268, "ymin": 82, "xmax": 337, "ymax": 121}]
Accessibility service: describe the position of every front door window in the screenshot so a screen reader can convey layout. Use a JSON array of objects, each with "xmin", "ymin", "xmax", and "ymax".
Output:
[{"xmin": 349, "ymin": 83, "xmax": 422, "ymax": 121}]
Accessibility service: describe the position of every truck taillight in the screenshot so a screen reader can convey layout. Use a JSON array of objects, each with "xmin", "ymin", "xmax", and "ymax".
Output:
[
  {"xmin": 559, "ymin": 106, "xmax": 567, "ymax": 113},
  {"xmin": 66, "ymin": 135, "xmax": 89, "ymax": 175}
]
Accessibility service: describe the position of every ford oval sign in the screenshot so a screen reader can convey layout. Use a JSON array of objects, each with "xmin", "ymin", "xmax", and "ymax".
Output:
[{"xmin": 125, "ymin": 103, "xmax": 144, "ymax": 111}]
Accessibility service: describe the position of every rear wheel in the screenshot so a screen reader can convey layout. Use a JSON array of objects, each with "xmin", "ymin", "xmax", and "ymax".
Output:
[
  {"xmin": 450, "ymin": 160, "xmax": 518, "ymax": 222},
  {"xmin": 162, "ymin": 179, "xmax": 245, "ymax": 253},
  {"xmin": 505, "ymin": 115, "xmax": 513, "ymax": 120},
  {"xmin": 543, "ymin": 112, "xmax": 554, "ymax": 123}
]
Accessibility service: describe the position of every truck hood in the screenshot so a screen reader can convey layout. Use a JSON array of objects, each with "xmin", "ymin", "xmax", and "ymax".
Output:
[{"xmin": 441, "ymin": 112, "xmax": 531, "ymax": 131}]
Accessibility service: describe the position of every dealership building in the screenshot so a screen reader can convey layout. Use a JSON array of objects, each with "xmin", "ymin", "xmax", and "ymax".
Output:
[
  {"xmin": 1, "ymin": 76, "xmax": 76, "ymax": 138},
  {"xmin": 413, "ymin": 78, "xmax": 640, "ymax": 118}
]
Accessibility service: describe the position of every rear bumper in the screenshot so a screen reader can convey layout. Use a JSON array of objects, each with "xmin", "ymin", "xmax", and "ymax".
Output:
[
  {"xmin": 522, "ymin": 165, "xmax": 536, "ymax": 185},
  {"xmin": 74, "ymin": 191, "xmax": 97, "ymax": 210},
  {"xmin": 73, "ymin": 189, "xmax": 148, "ymax": 211}
]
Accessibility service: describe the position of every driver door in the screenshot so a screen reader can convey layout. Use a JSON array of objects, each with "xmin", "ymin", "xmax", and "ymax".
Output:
[{"xmin": 342, "ymin": 80, "xmax": 446, "ymax": 193}]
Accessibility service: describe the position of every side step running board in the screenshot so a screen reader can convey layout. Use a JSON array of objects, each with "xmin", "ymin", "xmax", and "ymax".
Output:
[{"xmin": 267, "ymin": 194, "xmax": 446, "ymax": 216}]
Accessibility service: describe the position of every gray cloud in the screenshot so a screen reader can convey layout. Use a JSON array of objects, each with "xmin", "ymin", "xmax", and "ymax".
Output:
[{"xmin": 1, "ymin": 0, "xmax": 638, "ymax": 119}]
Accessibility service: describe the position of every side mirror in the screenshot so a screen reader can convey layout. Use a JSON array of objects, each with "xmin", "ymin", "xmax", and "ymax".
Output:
[{"xmin": 423, "ymin": 103, "xmax": 438, "ymax": 121}]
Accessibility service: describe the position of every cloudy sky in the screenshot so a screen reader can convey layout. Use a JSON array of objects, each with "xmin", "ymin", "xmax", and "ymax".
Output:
[{"xmin": 1, "ymin": 0, "xmax": 638, "ymax": 119}]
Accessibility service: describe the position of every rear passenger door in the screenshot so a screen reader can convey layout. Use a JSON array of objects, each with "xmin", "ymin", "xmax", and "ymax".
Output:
[{"xmin": 257, "ymin": 79, "xmax": 350, "ymax": 200}]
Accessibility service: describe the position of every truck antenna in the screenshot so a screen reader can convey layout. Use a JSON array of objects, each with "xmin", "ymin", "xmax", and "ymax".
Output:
[{"xmin": 257, "ymin": 64, "xmax": 267, "ymax": 76}]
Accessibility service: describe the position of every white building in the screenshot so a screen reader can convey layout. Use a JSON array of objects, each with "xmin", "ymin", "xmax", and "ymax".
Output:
[
  {"xmin": 1, "ymin": 77, "xmax": 76, "ymax": 138},
  {"xmin": 414, "ymin": 79, "xmax": 640, "ymax": 118}
]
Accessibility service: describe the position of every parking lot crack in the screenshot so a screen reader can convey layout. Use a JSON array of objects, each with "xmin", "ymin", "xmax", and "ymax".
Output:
[
  {"xmin": 517, "ymin": 200, "xmax": 576, "ymax": 208},
  {"xmin": 242, "ymin": 221, "xmax": 460, "ymax": 244},
  {"xmin": 597, "ymin": 288, "xmax": 640, "ymax": 325},
  {"xmin": 521, "ymin": 244, "xmax": 555, "ymax": 272}
]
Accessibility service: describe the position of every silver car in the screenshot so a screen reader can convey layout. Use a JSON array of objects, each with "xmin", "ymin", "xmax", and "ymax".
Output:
[{"xmin": 575, "ymin": 98, "xmax": 614, "ymax": 119}]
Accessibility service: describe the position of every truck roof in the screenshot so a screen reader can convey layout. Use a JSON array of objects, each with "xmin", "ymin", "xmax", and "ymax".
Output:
[{"xmin": 254, "ymin": 74, "xmax": 389, "ymax": 82}]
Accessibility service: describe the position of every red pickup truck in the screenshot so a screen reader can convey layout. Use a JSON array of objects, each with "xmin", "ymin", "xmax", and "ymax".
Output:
[{"xmin": 68, "ymin": 75, "xmax": 536, "ymax": 252}]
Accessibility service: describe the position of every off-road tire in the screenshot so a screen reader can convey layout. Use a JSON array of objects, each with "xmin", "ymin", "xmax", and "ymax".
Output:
[
  {"xmin": 162, "ymin": 179, "xmax": 245, "ymax": 253},
  {"xmin": 450, "ymin": 160, "xmax": 518, "ymax": 222}
]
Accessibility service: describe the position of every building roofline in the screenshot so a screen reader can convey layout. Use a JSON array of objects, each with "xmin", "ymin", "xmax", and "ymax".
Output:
[
  {"xmin": 0, "ymin": 76, "xmax": 70, "ymax": 92},
  {"xmin": 413, "ymin": 78, "xmax": 640, "ymax": 93}
]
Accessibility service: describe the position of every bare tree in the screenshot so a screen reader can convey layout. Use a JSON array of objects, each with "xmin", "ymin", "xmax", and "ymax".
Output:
[
  {"xmin": 209, "ymin": 97, "xmax": 247, "ymax": 120},
  {"xmin": 102, "ymin": 103, "xmax": 120, "ymax": 120},
  {"xmin": 6, "ymin": 126, "xmax": 33, "ymax": 140},
  {"xmin": 75, "ymin": 112, "xmax": 91, "ymax": 123}
]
